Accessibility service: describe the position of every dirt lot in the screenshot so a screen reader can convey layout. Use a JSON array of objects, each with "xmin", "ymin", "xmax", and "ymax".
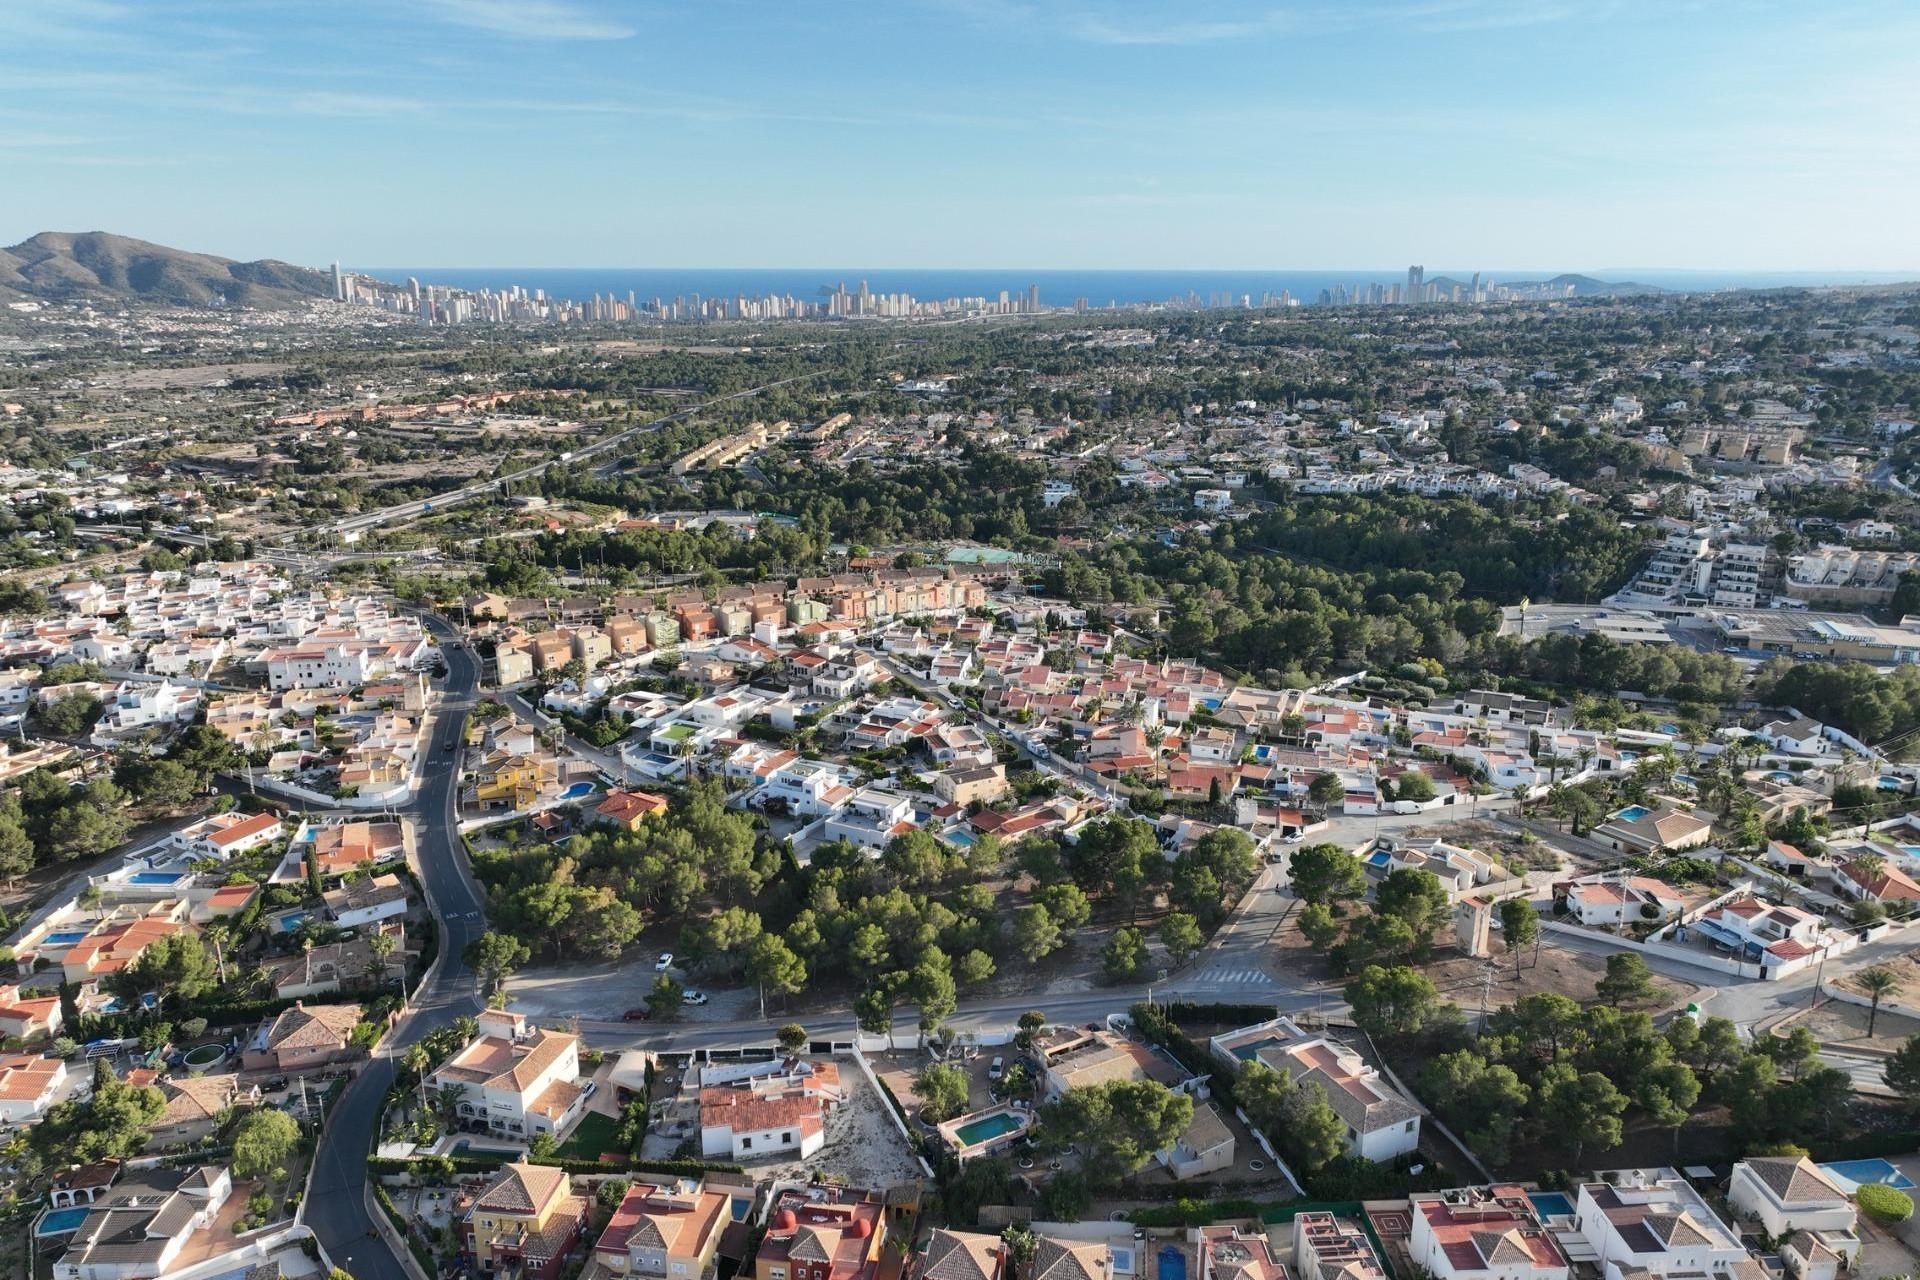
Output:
[
  {"xmin": 1795, "ymin": 991, "xmax": 1920, "ymax": 1052},
  {"xmin": 1404, "ymin": 816, "xmax": 1568, "ymax": 876},
  {"xmin": 95, "ymin": 360, "xmax": 292, "ymax": 389},
  {"xmin": 1269, "ymin": 906, "xmax": 1700, "ymax": 1019},
  {"xmin": 1831, "ymin": 948, "xmax": 1920, "ymax": 1010},
  {"xmin": 1423, "ymin": 947, "xmax": 1702, "ymax": 1019}
]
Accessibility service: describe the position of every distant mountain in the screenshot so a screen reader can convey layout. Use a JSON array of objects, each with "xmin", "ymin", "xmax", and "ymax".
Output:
[
  {"xmin": 0, "ymin": 231, "xmax": 334, "ymax": 307},
  {"xmin": 1500, "ymin": 272, "xmax": 1662, "ymax": 297}
]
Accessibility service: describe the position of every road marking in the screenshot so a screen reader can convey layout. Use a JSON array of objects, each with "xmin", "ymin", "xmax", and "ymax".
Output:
[{"xmin": 1193, "ymin": 966, "xmax": 1277, "ymax": 986}]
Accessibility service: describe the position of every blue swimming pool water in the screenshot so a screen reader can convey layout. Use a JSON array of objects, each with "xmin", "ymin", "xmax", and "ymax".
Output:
[
  {"xmin": 952, "ymin": 1112, "xmax": 1024, "ymax": 1146},
  {"xmin": 1881, "ymin": 777, "xmax": 1905, "ymax": 791},
  {"xmin": 1614, "ymin": 805, "xmax": 1652, "ymax": 821},
  {"xmin": 1528, "ymin": 1192, "xmax": 1575, "ymax": 1218},
  {"xmin": 44, "ymin": 931, "xmax": 87, "ymax": 945},
  {"xmin": 1157, "ymin": 1245, "xmax": 1188, "ymax": 1280},
  {"xmin": 1819, "ymin": 1159, "xmax": 1916, "ymax": 1190},
  {"xmin": 559, "ymin": 781, "xmax": 595, "ymax": 800},
  {"xmin": 128, "ymin": 871, "xmax": 184, "ymax": 885},
  {"xmin": 1767, "ymin": 770, "xmax": 1794, "ymax": 782},
  {"xmin": 946, "ymin": 831, "xmax": 976, "ymax": 847},
  {"xmin": 1899, "ymin": 845, "xmax": 1920, "ymax": 859},
  {"xmin": 1659, "ymin": 722, "xmax": 1680, "ymax": 734},
  {"xmin": 38, "ymin": 1207, "xmax": 91, "ymax": 1234}
]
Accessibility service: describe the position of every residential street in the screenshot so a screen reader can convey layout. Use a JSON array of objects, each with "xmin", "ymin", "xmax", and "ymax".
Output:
[{"xmin": 302, "ymin": 615, "xmax": 488, "ymax": 1280}]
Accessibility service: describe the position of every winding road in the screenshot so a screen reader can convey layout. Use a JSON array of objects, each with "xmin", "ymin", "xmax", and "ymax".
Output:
[{"xmin": 303, "ymin": 615, "xmax": 487, "ymax": 1280}]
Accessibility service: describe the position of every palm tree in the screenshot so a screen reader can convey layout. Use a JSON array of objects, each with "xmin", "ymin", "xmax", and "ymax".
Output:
[{"xmin": 1858, "ymin": 966, "xmax": 1899, "ymax": 1036}]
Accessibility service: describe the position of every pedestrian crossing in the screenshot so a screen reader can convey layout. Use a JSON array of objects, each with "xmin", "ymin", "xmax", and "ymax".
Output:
[{"xmin": 1192, "ymin": 966, "xmax": 1276, "ymax": 986}]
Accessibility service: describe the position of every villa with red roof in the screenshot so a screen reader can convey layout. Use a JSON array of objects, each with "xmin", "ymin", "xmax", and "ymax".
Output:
[
  {"xmin": 428, "ymin": 1008, "xmax": 586, "ymax": 1140},
  {"xmin": 1410, "ymin": 1186, "xmax": 1569, "ymax": 1280},
  {"xmin": 1210, "ymin": 1016, "xmax": 1420, "ymax": 1161},
  {"xmin": 592, "ymin": 1178, "xmax": 733, "ymax": 1280},
  {"xmin": 752, "ymin": 1186, "xmax": 887, "ymax": 1280}
]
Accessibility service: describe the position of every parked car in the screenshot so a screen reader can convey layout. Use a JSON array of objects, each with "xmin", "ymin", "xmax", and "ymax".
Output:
[
  {"xmin": 988, "ymin": 1056, "xmax": 1005, "ymax": 1081},
  {"xmin": 682, "ymin": 989, "xmax": 709, "ymax": 1006},
  {"xmin": 654, "ymin": 952, "xmax": 674, "ymax": 971},
  {"xmin": 622, "ymin": 1008, "xmax": 651, "ymax": 1021}
]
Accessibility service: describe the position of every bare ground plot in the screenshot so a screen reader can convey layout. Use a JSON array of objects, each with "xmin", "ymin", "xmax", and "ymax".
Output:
[
  {"xmin": 1268, "ymin": 914, "xmax": 1701, "ymax": 1016},
  {"xmin": 640, "ymin": 1055, "xmax": 923, "ymax": 1188},
  {"xmin": 94, "ymin": 361, "xmax": 292, "ymax": 389},
  {"xmin": 1830, "ymin": 948, "xmax": 1920, "ymax": 1009},
  {"xmin": 1791, "ymin": 998, "xmax": 1920, "ymax": 1053},
  {"xmin": 1422, "ymin": 948, "xmax": 1702, "ymax": 1019},
  {"xmin": 1404, "ymin": 816, "xmax": 1568, "ymax": 876}
]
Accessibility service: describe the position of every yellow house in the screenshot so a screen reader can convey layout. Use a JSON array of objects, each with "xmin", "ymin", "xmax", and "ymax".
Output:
[
  {"xmin": 463, "ymin": 1162, "xmax": 588, "ymax": 1280},
  {"xmin": 473, "ymin": 753, "xmax": 556, "ymax": 810}
]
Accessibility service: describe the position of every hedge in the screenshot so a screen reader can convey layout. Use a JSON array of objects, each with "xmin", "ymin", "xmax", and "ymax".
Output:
[
  {"xmin": 1858, "ymin": 1183, "xmax": 1913, "ymax": 1224},
  {"xmin": 1160, "ymin": 1001, "xmax": 1279, "ymax": 1027},
  {"xmin": 366, "ymin": 1153, "xmax": 743, "ymax": 1180}
]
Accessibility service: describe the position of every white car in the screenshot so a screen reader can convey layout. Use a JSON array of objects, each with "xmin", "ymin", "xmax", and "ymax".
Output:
[
  {"xmin": 682, "ymin": 989, "xmax": 709, "ymax": 1006},
  {"xmin": 654, "ymin": 953, "xmax": 674, "ymax": 972}
]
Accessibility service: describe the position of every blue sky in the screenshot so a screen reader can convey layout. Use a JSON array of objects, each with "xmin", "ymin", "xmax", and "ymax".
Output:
[{"xmin": 4, "ymin": 0, "xmax": 1917, "ymax": 270}]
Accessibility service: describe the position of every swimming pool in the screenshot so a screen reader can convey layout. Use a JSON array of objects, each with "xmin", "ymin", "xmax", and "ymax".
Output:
[
  {"xmin": 945, "ymin": 831, "xmax": 976, "ymax": 847},
  {"xmin": 1528, "ymin": 1192, "xmax": 1575, "ymax": 1218},
  {"xmin": 1880, "ymin": 777, "xmax": 1905, "ymax": 791},
  {"xmin": 952, "ymin": 1112, "xmax": 1024, "ymax": 1147},
  {"xmin": 1819, "ymin": 1159, "xmax": 1916, "ymax": 1191},
  {"xmin": 128, "ymin": 871, "xmax": 186, "ymax": 885},
  {"xmin": 1766, "ymin": 770, "xmax": 1794, "ymax": 782},
  {"xmin": 43, "ymin": 930, "xmax": 87, "ymax": 946},
  {"xmin": 558, "ymin": 781, "xmax": 595, "ymax": 800},
  {"xmin": 37, "ymin": 1206, "xmax": 90, "ymax": 1235},
  {"xmin": 1614, "ymin": 805, "xmax": 1652, "ymax": 821}
]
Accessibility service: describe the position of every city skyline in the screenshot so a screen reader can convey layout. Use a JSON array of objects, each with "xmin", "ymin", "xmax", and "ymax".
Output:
[{"xmin": 4, "ymin": 0, "xmax": 1918, "ymax": 272}]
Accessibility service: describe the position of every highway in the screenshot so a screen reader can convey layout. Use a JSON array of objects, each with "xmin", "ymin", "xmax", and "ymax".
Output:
[
  {"xmin": 296, "ymin": 374, "xmax": 826, "ymax": 543},
  {"xmin": 302, "ymin": 614, "xmax": 488, "ymax": 1280}
]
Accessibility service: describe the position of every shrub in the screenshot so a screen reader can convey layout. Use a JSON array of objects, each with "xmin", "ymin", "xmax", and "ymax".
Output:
[{"xmin": 1857, "ymin": 1183, "xmax": 1913, "ymax": 1224}]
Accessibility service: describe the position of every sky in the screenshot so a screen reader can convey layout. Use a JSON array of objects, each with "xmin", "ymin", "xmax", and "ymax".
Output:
[{"xmin": 4, "ymin": 0, "xmax": 1919, "ymax": 271}]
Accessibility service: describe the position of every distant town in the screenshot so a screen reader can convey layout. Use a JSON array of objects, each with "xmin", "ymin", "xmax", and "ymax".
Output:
[{"xmin": 1, "ymin": 263, "xmax": 1919, "ymax": 1280}]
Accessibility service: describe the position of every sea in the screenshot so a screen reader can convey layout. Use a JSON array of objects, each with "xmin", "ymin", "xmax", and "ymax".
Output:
[{"xmin": 358, "ymin": 266, "xmax": 1916, "ymax": 309}]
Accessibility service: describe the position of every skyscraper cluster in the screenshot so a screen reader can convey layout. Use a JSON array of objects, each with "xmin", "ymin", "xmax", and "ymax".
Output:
[
  {"xmin": 326, "ymin": 270, "xmax": 1055, "ymax": 325},
  {"xmin": 1316, "ymin": 267, "xmax": 1517, "ymax": 306}
]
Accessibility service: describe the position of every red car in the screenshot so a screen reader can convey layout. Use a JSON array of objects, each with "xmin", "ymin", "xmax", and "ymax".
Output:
[{"xmin": 623, "ymin": 1007, "xmax": 651, "ymax": 1021}]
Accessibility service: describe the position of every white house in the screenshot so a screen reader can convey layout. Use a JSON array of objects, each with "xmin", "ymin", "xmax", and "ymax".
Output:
[
  {"xmin": 427, "ymin": 1008, "xmax": 585, "ymax": 1139},
  {"xmin": 322, "ymin": 873, "xmax": 411, "ymax": 929},
  {"xmin": 1759, "ymin": 717, "xmax": 1830, "ymax": 757},
  {"xmin": 96, "ymin": 681, "xmax": 202, "ymax": 735},
  {"xmin": 53, "ymin": 1165, "xmax": 232, "ymax": 1280},
  {"xmin": 1410, "ymin": 1186, "xmax": 1570, "ymax": 1280},
  {"xmin": 1209, "ymin": 1016, "xmax": 1420, "ymax": 1161},
  {"xmin": 263, "ymin": 642, "xmax": 373, "ymax": 691},
  {"xmin": 695, "ymin": 1060, "xmax": 839, "ymax": 1161},
  {"xmin": 168, "ymin": 811, "xmax": 284, "ymax": 861},
  {"xmin": 1727, "ymin": 1158, "xmax": 1857, "ymax": 1247},
  {"xmin": 1574, "ymin": 1170, "xmax": 1747, "ymax": 1280},
  {"xmin": 821, "ymin": 787, "xmax": 916, "ymax": 851},
  {"xmin": 1557, "ymin": 873, "xmax": 1686, "ymax": 927},
  {"xmin": 0, "ymin": 1054, "xmax": 67, "ymax": 1123}
]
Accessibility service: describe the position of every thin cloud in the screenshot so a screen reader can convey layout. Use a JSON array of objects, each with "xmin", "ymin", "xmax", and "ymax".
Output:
[
  {"xmin": 1068, "ymin": 10, "xmax": 1295, "ymax": 45},
  {"xmin": 419, "ymin": 0, "xmax": 634, "ymax": 40}
]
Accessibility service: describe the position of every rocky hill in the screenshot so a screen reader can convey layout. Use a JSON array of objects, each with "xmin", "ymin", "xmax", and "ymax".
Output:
[{"xmin": 0, "ymin": 231, "xmax": 334, "ymax": 307}]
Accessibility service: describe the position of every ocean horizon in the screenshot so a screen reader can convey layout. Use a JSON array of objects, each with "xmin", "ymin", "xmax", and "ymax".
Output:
[{"xmin": 355, "ymin": 266, "xmax": 1919, "ymax": 309}]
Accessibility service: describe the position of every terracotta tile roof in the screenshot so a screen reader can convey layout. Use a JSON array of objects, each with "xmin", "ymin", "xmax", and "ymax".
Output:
[{"xmin": 472, "ymin": 1162, "xmax": 569, "ymax": 1216}]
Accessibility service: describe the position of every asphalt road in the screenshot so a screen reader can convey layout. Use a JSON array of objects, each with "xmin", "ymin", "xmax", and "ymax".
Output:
[{"xmin": 303, "ymin": 614, "xmax": 487, "ymax": 1280}]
